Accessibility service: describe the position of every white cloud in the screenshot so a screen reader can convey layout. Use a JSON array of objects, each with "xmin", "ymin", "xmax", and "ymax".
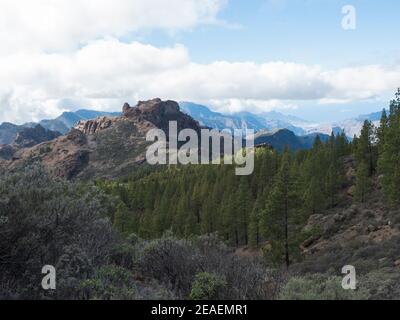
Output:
[
  {"xmin": 1, "ymin": 38, "xmax": 400, "ymax": 123},
  {"xmin": 0, "ymin": 0, "xmax": 226, "ymax": 54}
]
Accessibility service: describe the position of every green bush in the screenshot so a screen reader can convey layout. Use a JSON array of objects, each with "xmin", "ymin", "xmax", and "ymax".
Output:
[
  {"xmin": 80, "ymin": 266, "xmax": 136, "ymax": 300},
  {"xmin": 190, "ymin": 273, "xmax": 226, "ymax": 300},
  {"xmin": 358, "ymin": 269, "xmax": 400, "ymax": 300},
  {"xmin": 280, "ymin": 274, "xmax": 370, "ymax": 300}
]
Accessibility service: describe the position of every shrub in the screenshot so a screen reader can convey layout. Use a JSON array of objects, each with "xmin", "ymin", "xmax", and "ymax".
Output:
[
  {"xmin": 358, "ymin": 269, "xmax": 400, "ymax": 300},
  {"xmin": 0, "ymin": 165, "xmax": 118, "ymax": 299},
  {"xmin": 190, "ymin": 273, "xmax": 227, "ymax": 300},
  {"xmin": 80, "ymin": 266, "xmax": 136, "ymax": 300},
  {"xmin": 280, "ymin": 274, "xmax": 370, "ymax": 300}
]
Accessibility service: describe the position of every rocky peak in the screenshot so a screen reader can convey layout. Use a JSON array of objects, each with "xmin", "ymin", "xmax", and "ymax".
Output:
[
  {"xmin": 123, "ymin": 98, "xmax": 180, "ymax": 117},
  {"xmin": 122, "ymin": 102, "xmax": 132, "ymax": 115},
  {"xmin": 76, "ymin": 99, "xmax": 200, "ymax": 136},
  {"xmin": 124, "ymin": 98, "xmax": 199, "ymax": 135}
]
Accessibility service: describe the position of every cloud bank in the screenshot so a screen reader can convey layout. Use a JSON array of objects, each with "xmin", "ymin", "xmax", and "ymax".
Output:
[
  {"xmin": 1, "ymin": 38, "xmax": 400, "ymax": 123},
  {"xmin": 0, "ymin": 0, "xmax": 225, "ymax": 54}
]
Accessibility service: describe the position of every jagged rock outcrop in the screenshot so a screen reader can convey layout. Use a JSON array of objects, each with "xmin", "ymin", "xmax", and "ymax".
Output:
[
  {"xmin": 121, "ymin": 98, "xmax": 201, "ymax": 135},
  {"xmin": 75, "ymin": 117, "xmax": 113, "ymax": 135}
]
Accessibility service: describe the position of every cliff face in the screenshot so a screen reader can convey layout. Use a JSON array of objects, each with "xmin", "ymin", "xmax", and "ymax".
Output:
[{"xmin": 1, "ymin": 99, "xmax": 202, "ymax": 180}]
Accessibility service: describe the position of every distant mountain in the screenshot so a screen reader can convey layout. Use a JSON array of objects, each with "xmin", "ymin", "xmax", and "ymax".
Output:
[
  {"xmin": 0, "ymin": 122, "xmax": 26, "ymax": 145},
  {"xmin": 180, "ymin": 102, "xmax": 386, "ymax": 138},
  {"xmin": 0, "ymin": 124, "xmax": 61, "ymax": 160},
  {"xmin": 356, "ymin": 110, "xmax": 385, "ymax": 122},
  {"xmin": 306, "ymin": 110, "xmax": 385, "ymax": 138},
  {"xmin": 180, "ymin": 102, "xmax": 309, "ymax": 135},
  {"xmin": 254, "ymin": 129, "xmax": 330, "ymax": 152},
  {"xmin": 38, "ymin": 109, "xmax": 121, "ymax": 134}
]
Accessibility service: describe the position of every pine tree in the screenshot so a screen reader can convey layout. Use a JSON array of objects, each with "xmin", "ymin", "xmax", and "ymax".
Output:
[
  {"xmin": 248, "ymin": 198, "xmax": 262, "ymax": 248},
  {"xmin": 379, "ymin": 89, "xmax": 400, "ymax": 204},
  {"xmin": 336, "ymin": 131, "xmax": 349, "ymax": 157},
  {"xmin": 303, "ymin": 176, "xmax": 325, "ymax": 215},
  {"xmin": 113, "ymin": 201, "xmax": 130, "ymax": 236},
  {"xmin": 377, "ymin": 109, "xmax": 388, "ymax": 155},
  {"xmin": 236, "ymin": 179, "xmax": 253, "ymax": 245},
  {"xmin": 356, "ymin": 120, "xmax": 376, "ymax": 176},
  {"xmin": 355, "ymin": 161, "xmax": 371, "ymax": 203},
  {"xmin": 261, "ymin": 149, "xmax": 299, "ymax": 268}
]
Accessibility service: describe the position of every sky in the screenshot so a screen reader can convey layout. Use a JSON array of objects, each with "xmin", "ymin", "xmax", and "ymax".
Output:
[{"xmin": 0, "ymin": 0, "xmax": 400, "ymax": 124}]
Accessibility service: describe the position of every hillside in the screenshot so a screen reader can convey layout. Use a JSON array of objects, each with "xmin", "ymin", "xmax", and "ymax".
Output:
[{"xmin": 2, "ymin": 91, "xmax": 400, "ymax": 300}]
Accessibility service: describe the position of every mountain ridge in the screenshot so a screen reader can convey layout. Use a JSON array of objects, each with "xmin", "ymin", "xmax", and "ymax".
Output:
[
  {"xmin": 1, "ymin": 103, "xmax": 385, "ymax": 146},
  {"xmin": 180, "ymin": 102, "xmax": 384, "ymax": 138},
  {"xmin": 254, "ymin": 129, "xmax": 330, "ymax": 152},
  {"xmin": 180, "ymin": 101, "xmax": 309, "ymax": 135}
]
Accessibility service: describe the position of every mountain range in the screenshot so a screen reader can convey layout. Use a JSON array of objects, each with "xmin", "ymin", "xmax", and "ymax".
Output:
[
  {"xmin": 0, "ymin": 99, "xmax": 386, "ymax": 181},
  {"xmin": 1, "ymin": 102, "xmax": 384, "ymax": 147},
  {"xmin": 180, "ymin": 102, "xmax": 311, "ymax": 136},
  {"xmin": 254, "ymin": 129, "xmax": 330, "ymax": 152},
  {"xmin": 0, "ymin": 110, "xmax": 121, "ymax": 145},
  {"xmin": 0, "ymin": 99, "xmax": 330, "ymax": 180},
  {"xmin": 180, "ymin": 102, "xmax": 384, "ymax": 139}
]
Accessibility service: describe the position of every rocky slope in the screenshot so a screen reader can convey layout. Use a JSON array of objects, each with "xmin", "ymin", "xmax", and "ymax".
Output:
[
  {"xmin": 0, "ymin": 99, "xmax": 202, "ymax": 180},
  {"xmin": 289, "ymin": 156, "xmax": 400, "ymax": 295}
]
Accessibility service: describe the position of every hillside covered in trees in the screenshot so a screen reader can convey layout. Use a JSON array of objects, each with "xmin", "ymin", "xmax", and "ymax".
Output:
[{"xmin": 1, "ymin": 90, "xmax": 400, "ymax": 300}]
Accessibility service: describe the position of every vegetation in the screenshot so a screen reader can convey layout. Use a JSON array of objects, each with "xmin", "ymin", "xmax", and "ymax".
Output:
[
  {"xmin": 2, "ymin": 89, "xmax": 400, "ymax": 300},
  {"xmin": 97, "ymin": 129, "xmax": 350, "ymax": 268}
]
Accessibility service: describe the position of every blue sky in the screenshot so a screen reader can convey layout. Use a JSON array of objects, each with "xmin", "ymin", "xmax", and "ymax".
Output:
[
  {"xmin": 144, "ymin": 0, "xmax": 400, "ymax": 68},
  {"xmin": 1, "ymin": 0, "xmax": 399, "ymax": 124},
  {"xmin": 129, "ymin": 0, "xmax": 400, "ymax": 122}
]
